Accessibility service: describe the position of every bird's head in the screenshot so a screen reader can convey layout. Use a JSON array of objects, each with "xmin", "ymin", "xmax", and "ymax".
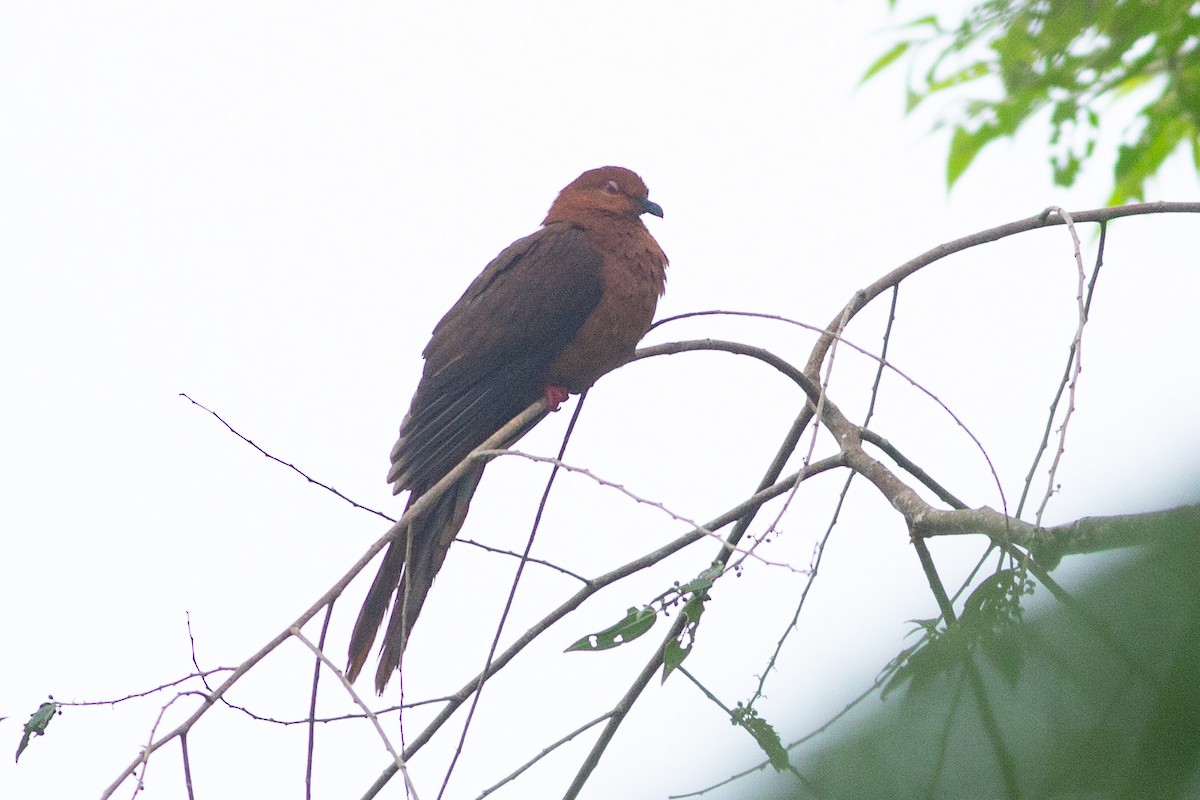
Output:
[{"xmin": 543, "ymin": 166, "xmax": 664, "ymax": 226}]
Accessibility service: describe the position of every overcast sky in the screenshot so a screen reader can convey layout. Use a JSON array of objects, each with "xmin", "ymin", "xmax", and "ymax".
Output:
[{"xmin": 2, "ymin": 4, "xmax": 1197, "ymax": 799}]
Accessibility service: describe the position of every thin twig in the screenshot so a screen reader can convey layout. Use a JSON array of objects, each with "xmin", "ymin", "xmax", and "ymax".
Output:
[
  {"xmin": 179, "ymin": 393, "xmax": 395, "ymax": 523},
  {"xmin": 1017, "ymin": 218, "xmax": 1107, "ymax": 521},
  {"xmin": 60, "ymin": 670, "xmax": 234, "ymax": 708},
  {"xmin": 677, "ymin": 666, "xmax": 734, "ymax": 716},
  {"xmin": 459, "ymin": 538, "xmax": 590, "ymax": 583},
  {"xmin": 475, "ymin": 713, "xmax": 613, "ymax": 799},
  {"xmin": 186, "ymin": 613, "xmax": 216, "ymax": 694},
  {"xmin": 476, "ymin": 449, "xmax": 805, "ymax": 572},
  {"xmin": 912, "ymin": 535, "xmax": 956, "ymax": 624},
  {"xmin": 179, "ymin": 733, "xmax": 195, "ymax": 800},
  {"xmin": 305, "ymin": 601, "xmax": 336, "ymax": 800},
  {"xmin": 1034, "ymin": 208, "xmax": 1088, "ymax": 527}
]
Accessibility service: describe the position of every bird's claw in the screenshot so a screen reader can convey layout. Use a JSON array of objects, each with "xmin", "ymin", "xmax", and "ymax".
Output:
[{"xmin": 544, "ymin": 385, "xmax": 569, "ymax": 411}]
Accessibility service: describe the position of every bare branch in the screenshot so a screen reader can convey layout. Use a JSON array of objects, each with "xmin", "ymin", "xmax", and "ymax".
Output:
[
  {"xmin": 60, "ymin": 670, "xmax": 234, "ymax": 708},
  {"xmin": 458, "ymin": 538, "xmax": 590, "ymax": 583}
]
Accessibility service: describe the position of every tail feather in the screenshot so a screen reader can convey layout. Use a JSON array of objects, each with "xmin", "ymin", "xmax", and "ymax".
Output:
[
  {"xmin": 345, "ymin": 463, "xmax": 486, "ymax": 693},
  {"xmin": 345, "ymin": 523, "xmax": 410, "ymax": 685}
]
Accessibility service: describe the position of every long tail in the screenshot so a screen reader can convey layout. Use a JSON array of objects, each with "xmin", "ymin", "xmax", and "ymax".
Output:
[{"xmin": 345, "ymin": 462, "xmax": 485, "ymax": 693}]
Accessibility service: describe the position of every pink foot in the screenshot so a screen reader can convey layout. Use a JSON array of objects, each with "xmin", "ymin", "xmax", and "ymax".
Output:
[{"xmin": 543, "ymin": 385, "xmax": 569, "ymax": 412}]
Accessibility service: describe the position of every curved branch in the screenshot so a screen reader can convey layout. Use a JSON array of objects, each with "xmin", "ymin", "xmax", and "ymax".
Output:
[{"xmin": 805, "ymin": 201, "xmax": 1200, "ymax": 375}]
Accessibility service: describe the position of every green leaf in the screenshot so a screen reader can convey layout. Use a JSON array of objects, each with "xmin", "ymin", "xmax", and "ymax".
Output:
[
  {"xmin": 861, "ymin": 41, "xmax": 910, "ymax": 85},
  {"xmin": 1050, "ymin": 98, "xmax": 1079, "ymax": 127},
  {"xmin": 1110, "ymin": 108, "xmax": 1194, "ymax": 204},
  {"xmin": 734, "ymin": 707, "xmax": 791, "ymax": 772},
  {"xmin": 947, "ymin": 123, "xmax": 998, "ymax": 188},
  {"xmin": 565, "ymin": 606, "xmax": 657, "ymax": 652},
  {"xmin": 905, "ymin": 88, "xmax": 925, "ymax": 113},
  {"xmin": 662, "ymin": 593, "xmax": 708, "ymax": 682},
  {"xmin": 662, "ymin": 637, "xmax": 689, "ymax": 677},
  {"xmin": 1051, "ymin": 153, "xmax": 1082, "ymax": 186},
  {"xmin": 898, "ymin": 14, "xmax": 941, "ymax": 32},
  {"xmin": 1111, "ymin": 72, "xmax": 1155, "ymax": 99},
  {"xmin": 926, "ymin": 60, "xmax": 990, "ymax": 92},
  {"xmin": 16, "ymin": 700, "xmax": 58, "ymax": 763}
]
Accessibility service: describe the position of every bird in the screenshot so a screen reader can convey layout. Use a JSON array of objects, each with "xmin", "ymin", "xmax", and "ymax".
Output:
[{"xmin": 346, "ymin": 166, "xmax": 668, "ymax": 692}]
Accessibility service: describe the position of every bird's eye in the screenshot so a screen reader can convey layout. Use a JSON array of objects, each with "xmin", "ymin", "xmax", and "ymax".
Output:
[{"xmin": 604, "ymin": 180, "xmax": 621, "ymax": 194}]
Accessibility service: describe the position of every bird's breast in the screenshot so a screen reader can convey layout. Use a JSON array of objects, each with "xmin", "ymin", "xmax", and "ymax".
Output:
[{"xmin": 543, "ymin": 224, "xmax": 667, "ymax": 393}]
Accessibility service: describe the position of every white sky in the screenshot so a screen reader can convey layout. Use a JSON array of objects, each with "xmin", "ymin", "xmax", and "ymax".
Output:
[{"xmin": 2, "ymin": 4, "xmax": 1197, "ymax": 799}]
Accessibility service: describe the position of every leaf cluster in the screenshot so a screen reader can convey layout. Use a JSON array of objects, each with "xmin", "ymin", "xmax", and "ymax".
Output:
[
  {"xmin": 565, "ymin": 563, "xmax": 721, "ymax": 683},
  {"xmin": 866, "ymin": 0, "xmax": 1200, "ymax": 201},
  {"xmin": 881, "ymin": 569, "xmax": 1031, "ymax": 698}
]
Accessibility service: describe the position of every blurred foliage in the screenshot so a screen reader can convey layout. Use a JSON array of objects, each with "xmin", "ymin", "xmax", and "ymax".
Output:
[
  {"xmin": 880, "ymin": 568, "xmax": 1031, "ymax": 699},
  {"xmin": 756, "ymin": 507, "xmax": 1200, "ymax": 799},
  {"xmin": 865, "ymin": 0, "xmax": 1200, "ymax": 202}
]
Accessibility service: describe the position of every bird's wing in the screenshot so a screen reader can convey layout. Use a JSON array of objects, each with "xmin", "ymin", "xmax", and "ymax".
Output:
[{"xmin": 388, "ymin": 222, "xmax": 603, "ymax": 493}]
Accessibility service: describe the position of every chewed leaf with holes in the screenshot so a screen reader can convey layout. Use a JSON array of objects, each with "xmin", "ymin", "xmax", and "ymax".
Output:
[
  {"xmin": 565, "ymin": 606, "xmax": 658, "ymax": 652},
  {"xmin": 662, "ymin": 592, "xmax": 708, "ymax": 682}
]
